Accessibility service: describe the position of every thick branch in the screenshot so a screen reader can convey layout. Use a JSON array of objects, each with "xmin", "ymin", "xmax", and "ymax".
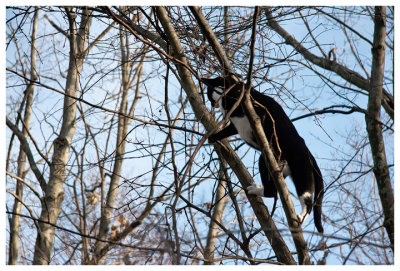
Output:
[
  {"xmin": 242, "ymin": 89, "xmax": 311, "ymax": 265},
  {"xmin": 8, "ymin": 8, "xmax": 39, "ymax": 265},
  {"xmin": 32, "ymin": 8, "xmax": 92, "ymax": 265},
  {"xmin": 213, "ymin": 142, "xmax": 296, "ymax": 265},
  {"xmin": 203, "ymin": 167, "xmax": 229, "ymax": 264},
  {"xmin": 92, "ymin": 25, "xmax": 133, "ymax": 262}
]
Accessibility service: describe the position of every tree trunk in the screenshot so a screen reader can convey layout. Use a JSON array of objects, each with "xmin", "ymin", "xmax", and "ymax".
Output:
[
  {"xmin": 8, "ymin": 8, "xmax": 39, "ymax": 265},
  {"xmin": 32, "ymin": 8, "xmax": 92, "ymax": 264},
  {"xmin": 365, "ymin": 6, "xmax": 394, "ymax": 252},
  {"xmin": 92, "ymin": 25, "xmax": 133, "ymax": 264},
  {"xmin": 203, "ymin": 164, "xmax": 228, "ymax": 264}
]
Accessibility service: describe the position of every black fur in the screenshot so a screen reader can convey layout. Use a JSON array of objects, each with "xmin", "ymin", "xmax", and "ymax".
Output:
[{"xmin": 203, "ymin": 77, "xmax": 324, "ymax": 233}]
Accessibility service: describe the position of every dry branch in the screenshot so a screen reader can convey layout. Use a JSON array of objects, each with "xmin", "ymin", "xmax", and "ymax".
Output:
[{"xmin": 264, "ymin": 7, "xmax": 393, "ymax": 120}]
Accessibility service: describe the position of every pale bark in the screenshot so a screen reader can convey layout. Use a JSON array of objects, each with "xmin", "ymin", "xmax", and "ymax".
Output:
[
  {"xmin": 365, "ymin": 6, "xmax": 393, "ymax": 251},
  {"xmin": 203, "ymin": 165, "xmax": 228, "ymax": 264},
  {"xmin": 32, "ymin": 8, "xmax": 92, "ymax": 264},
  {"xmin": 8, "ymin": 8, "xmax": 38, "ymax": 265}
]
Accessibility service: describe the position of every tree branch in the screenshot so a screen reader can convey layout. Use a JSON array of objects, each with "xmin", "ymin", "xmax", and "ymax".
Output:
[
  {"xmin": 6, "ymin": 118, "xmax": 47, "ymax": 191},
  {"xmin": 6, "ymin": 171, "xmax": 42, "ymax": 200},
  {"xmin": 264, "ymin": 7, "xmax": 393, "ymax": 120},
  {"xmin": 189, "ymin": 6, "xmax": 237, "ymax": 82},
  {"xmin": 291, "ymin": 105, "xmax": 367, "ymax": 122},
  {"xmin": 44, "ymin": 14, "xmax": 69, "ymax": 37},
  {"xmin": 83, "ymin": 21, "xmax": 117, "ymax": 56}
]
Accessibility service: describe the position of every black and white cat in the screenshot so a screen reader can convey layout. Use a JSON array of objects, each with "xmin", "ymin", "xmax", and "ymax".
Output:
[{"xmin": 203, "ymin": 76, "xmax": 324, "ymax": 233}]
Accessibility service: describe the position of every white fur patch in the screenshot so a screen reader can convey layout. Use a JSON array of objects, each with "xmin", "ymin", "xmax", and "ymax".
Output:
[
  {"xmin": 214, "ymin": 87, "xmax": 224, "ymax": 94},
  {"xmin": 230, "ymin": 116, "xmax": 258, "ymax": 147},
  {"xmin": 298, "ymin": 192, "xmax": 312, "ymax": 223},
  {"xmin": 247, "ymin": 183, "xmax": 264, "ymax": 196}
]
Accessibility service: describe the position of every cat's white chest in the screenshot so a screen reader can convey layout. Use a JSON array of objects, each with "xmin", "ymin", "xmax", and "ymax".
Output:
[
  {"xmin": 214, "ymin": 90, "xmax": 258, "ymax": 148},
  {"xmin": 230, "ymin": 116, "xmax": 258, "ymax": 147}
]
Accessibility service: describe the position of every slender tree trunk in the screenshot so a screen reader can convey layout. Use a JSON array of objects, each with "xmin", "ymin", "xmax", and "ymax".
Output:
[
  {"xmin": 203, "ymin": 163, "xmax": 228, "ymax": 264},
  {"xmin": 8, "ymin": 8, "xmax": 39, "ymax": 265},
  {"xmin": 32, "ymin": 8, "xmax": 92, "ymax": 264},
  {"xmin": 91, "ymin": 25, "xmax": 136, "ymax": 264},
  {"xmin": 365, "ymin": 6, "xmax": 394, "ymax": 252}
]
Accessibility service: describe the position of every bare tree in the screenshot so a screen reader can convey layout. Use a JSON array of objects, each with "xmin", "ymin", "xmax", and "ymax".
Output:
[
  {"xmin": 6, "ymin": 6, "xmax": 393, "ymax": 265},
  {"xmin": 30, "ymin": 7, "xmax": 93, "ymax": 264}
]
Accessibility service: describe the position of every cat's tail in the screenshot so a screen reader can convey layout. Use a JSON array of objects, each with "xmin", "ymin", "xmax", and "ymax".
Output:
[{"xmin": 312, "ymin": 156, "xmax": 324, "ymax": 234}]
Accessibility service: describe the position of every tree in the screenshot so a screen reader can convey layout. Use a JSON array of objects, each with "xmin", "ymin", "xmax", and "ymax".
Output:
[
  {"xmin": 7, "ymin": 7, "xmax": 39, "ymax": 265},
  {"xmin": 6, "ymin": 6, "xmax": 393, "ymax": 265}
]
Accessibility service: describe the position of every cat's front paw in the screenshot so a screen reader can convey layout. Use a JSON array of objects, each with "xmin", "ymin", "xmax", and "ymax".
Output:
[{"xmin": 247, "ymin": 183, "xmax": 264, "ymax": 197}]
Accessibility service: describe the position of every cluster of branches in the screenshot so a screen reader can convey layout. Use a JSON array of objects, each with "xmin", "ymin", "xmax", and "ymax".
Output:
[{"xmin": 6, "ymin": 6, "xmax": 393, "ymax": 265}]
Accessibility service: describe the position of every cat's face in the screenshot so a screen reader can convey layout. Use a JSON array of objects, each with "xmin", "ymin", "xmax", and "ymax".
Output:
[{"xmin": 202, "ymin": 77, "xmax": 226, "ymax": 108}]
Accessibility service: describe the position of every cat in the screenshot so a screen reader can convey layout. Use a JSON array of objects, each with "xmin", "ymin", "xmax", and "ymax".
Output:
[{"xmin": 203, "ymin": 76, "xmax": 324, "ymax": 233}]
